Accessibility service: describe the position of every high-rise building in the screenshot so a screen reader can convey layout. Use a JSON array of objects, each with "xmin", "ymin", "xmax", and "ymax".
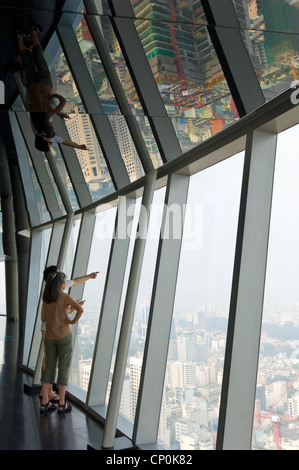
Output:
[{"xmin": 177, "ymin": 333, "xmax": 196, "ymax": 362}]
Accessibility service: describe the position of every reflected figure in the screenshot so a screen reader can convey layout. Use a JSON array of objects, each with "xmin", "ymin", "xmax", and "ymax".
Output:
[{"xmin": 16, "ymin": 25, "xmax": 88, "ymax": 153}]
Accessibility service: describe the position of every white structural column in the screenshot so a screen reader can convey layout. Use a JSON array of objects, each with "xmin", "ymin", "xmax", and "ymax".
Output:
[
  {"xmin": 102, "ymin": 170, "xmax": 157, "ymax": 449},
  {"xmin": 217, "ymin": 129, "xmax": 277, "ymax": 450},
  {"xmin": 87, "ymin": 195, "xmax": 136, "ymax": 407},
  {"xmin": 133, "ymin": 173, "xmax": 189, "ymax": 445}
]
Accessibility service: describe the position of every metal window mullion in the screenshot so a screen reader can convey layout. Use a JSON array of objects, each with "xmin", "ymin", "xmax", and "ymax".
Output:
[
  {"xmin": 133, "ymin": 173, "xmax": 189, "ymax": 446},
  {"xmin": 87, "ymin": 195, "xmax": 136, "ymax": 407},
  {"xmin": 217, "ymin": 129, "xmax": 277, "ymax": 450},
  {"xmin": 83, "ymin": 11, "xmax": 154, "ymax": 174},
  {"xmin": 15, "ymin": 112, "xmax": 63, "ymax": 219},
  {"xmin": 56, "ymin": 22, "xmax": 130, "ymax": 189},
  {"xmin": 202, "ymin": 0, "xmax": 265, "ymax": 116},
  {"xmin": 102, "ymin": 169, "xmax": 157, "ymax": 449},
  {"xmin": 109, "ymin": 0, "xmax": 182, "ymax": 162}
]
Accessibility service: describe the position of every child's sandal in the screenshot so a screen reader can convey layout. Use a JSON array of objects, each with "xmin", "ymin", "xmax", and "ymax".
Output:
[
  {"xmin": 40, "ymin": 401, "xmax": 57, "ymax": 413},
  {"xmin": 58, "ymin": 402, "xmax": 72, "ymax": 413}
]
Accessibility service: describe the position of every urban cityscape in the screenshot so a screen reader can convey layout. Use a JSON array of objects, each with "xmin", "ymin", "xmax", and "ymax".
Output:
[{"xmin": 67, "ymin": 297, "xmax": 299, "ymax": 450}]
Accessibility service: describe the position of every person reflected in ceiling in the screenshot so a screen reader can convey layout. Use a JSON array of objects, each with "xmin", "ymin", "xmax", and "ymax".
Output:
[{"xmin": 16, "ymin": 25, "xmax": 88, "ymax": 153}]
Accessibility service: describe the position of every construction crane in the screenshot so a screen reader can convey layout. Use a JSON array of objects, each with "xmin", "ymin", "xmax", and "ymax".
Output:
[
  {"xmin": 253, "ymin": 370, "xmax": 299, "ymax": 450},
  {"xmin": 254, "ymin": 410, "xmax": 298, "ymax": 450}
]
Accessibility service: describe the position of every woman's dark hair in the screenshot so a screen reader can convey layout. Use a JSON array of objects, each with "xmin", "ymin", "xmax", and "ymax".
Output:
[
  {"xmin": 43, "ymin": 265, "xmax": 58, "ymax": 282},
  {"xmin": 43, "ymin": 271, "xmax": 66, "ymax": 303},
  {"xmin": 35, "ymin": 135, "xmax": 50, "ymax": 152}
]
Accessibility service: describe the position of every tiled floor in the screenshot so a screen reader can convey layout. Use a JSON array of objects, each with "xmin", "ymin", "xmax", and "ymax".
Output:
[{"xmin": 0, "ymin": 317, "xmax": 105, "ymax": 450}]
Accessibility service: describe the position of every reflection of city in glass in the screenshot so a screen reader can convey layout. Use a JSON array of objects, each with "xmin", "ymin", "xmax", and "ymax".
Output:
[
  {"xmin": 132, "ymin": 0, "xmax": 239, "ymax": 152},
  {"xmin": 233, "ymin": 0, "xmax": 299, "ymax": 102},
  {"xmin": 51, "ymin": 2, "xmax": 241, "ymax": 188},
  {"xmin": 50, "ymin": 43, "xmax": 115, "ymax": 201}
]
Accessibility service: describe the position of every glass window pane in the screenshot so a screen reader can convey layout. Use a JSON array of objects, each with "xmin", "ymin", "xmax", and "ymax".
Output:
[
  {"xmin": 0, "ymin": 212, "xmax": 3, "ymax": 260},
  {"xmin": 11, "ymin": 122, "xmax": 51, "ymax": 225},
  {"xmin": 62, "ymin": 217, "xmax": 81, "ymax": 280},
  {"xmin": 74, "ymin": 15, "xmax": 121, "ymax": 114},
  {"xmin": 252, "ymin": 124, "xmax": 299, "ymax": 451},
  {"xmin": 22, "ymin": 150, "xmax": 52, "ymax": 225},
  {"xmin": 232, "ymin": 0, "xmax": 299, "ymax": 102},
  {"xmin": 133, "ymin": 15, "xmax": 239, "ymax": 149},
  {"xmin": 49, "ymin": 34, "xmax": 115, "ymax": 201},
  {"xmin": 41, "ymin": 153, "xmax": 66, "ymax": 216},
  {"xmin": 108, "ymin": 115, "xmax": 145, "ymax": 181},
  {"xmin": 65, "ymin": 113, "xmax": 115, "ymax": 200},
  {"xmin": 98, "ymin": 14, "xmax": 164, "ymax": 168},
  {"xmin": 73, "ymin": 15, "xmax": 147, "ymax": 182},
  {"xmin": 68, "ymin": 206, "xmax": 117, "ymax": 397},
  {"xmin": 50, "ymin": 39, "xmax": 86, "ymax": 114},
  {"xmin": 49, "ymin": 145, "xmax": 79, "ymax": 211},
  {"xmin": 0, "ymin": 262, "xmax": 6, "ymax": 317},
  {"xmin": 116, "ymin": 188, "xmax": 166, "ymax": 423},
  {"xmin": 105, "ymin": 198, "xmax": 141, "ymax": 409},
  {"xmin": 26, "ymin": 228, "xmax": 52, "ymax": 369},
  {"xmin": 158, "ymin": 153, "xmax": 244, "ymax": 449}
]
